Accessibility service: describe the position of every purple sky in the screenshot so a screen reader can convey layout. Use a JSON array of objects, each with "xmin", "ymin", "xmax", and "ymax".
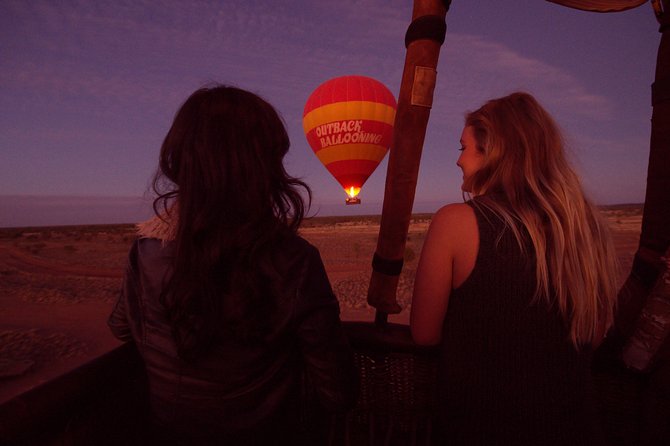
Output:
[{"xmin": 0, "ymin": 1, "xmax": 660, "ymax": 225}]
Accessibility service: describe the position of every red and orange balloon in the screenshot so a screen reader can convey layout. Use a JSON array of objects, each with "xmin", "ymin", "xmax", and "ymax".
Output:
[{"xmin": 303, "ymin": 75, "xmax": 397, "ymax": 204}]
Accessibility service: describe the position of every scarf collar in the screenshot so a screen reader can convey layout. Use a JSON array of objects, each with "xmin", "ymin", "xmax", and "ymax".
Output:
[{"xmin": 136, "ymin": 204, "xmax": 177, "ymax": 243}]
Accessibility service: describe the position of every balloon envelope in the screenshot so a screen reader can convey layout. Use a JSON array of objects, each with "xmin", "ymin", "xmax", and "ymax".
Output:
[
  {"xmin": 303, "ymin": 75, "xmax": 397, "ymax": 203},
  {"xmin": 546, "ymin": 0, "xmax": 646, "ymax": 12}
]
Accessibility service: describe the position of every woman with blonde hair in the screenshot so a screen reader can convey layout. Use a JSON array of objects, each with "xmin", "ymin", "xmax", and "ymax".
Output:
[{"xmin": 411, "ymin": 92, "xmax": 617, "ymax": 445}]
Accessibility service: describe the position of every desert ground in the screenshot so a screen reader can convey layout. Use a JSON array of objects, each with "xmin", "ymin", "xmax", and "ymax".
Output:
[{"xmin": 0, "ymin": 206, "xmax": 642, "ymax": 403}]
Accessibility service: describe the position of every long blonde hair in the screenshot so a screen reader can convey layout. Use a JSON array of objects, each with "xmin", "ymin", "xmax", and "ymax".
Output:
[{"xmin": 465, "ymin": 92, "xmax": 618, "ymax": 346}]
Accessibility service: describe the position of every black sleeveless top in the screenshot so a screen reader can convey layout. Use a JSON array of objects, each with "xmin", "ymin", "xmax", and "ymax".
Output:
[{"xmin": 436, "ymin": 200, "xmax": 604, "ymax": 445}]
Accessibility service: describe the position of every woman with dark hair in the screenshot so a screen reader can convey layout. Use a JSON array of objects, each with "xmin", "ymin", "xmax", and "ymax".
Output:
[
  {"xmin": 411, "ymin": 92, "xmax": 617, "ymax": 445},
  {"xmin": 108, "ymin": 85, "xmax": 357, "ymax": 445}
]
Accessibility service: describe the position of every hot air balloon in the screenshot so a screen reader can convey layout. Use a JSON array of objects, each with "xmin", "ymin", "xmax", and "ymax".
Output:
[{"xmin": 303, "ymin": 75, "xmax": 397, "ymax": 204}]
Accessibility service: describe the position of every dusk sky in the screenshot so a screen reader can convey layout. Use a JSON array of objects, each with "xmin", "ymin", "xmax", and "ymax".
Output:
[{"xmin": 0, "ymin": 0, "xmax": 660, "ymax": 226}]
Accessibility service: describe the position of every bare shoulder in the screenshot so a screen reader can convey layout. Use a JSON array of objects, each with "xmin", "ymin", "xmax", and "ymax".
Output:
[
  {"xmin": 430, "ymin": 202, "xmax": 477, "ymax": 232},
  {"xmin": 426, "ymin": 203, "xmax": 479, "ymax": 265},
  {"xmin": 427, "ymin": 202, "xmax": 479, "ymax": 288}
]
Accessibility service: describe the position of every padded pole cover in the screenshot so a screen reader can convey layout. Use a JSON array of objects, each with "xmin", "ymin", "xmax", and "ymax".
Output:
[
  {"xmin": 616, "ymin": 2, "xmax": 670, "ymax": 352},
  {"xmin": 640, "ymin": 2, "xmax": 670, "ymax": 263},
  {"xmin": 367, "ymin": 0, "xmax": 449, "ymax": 316}
]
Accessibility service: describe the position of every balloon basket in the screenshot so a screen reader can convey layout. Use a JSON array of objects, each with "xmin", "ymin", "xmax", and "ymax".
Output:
[{"xmin": 345, "ymin": 197, "xmax": 361, "ymax": 205}]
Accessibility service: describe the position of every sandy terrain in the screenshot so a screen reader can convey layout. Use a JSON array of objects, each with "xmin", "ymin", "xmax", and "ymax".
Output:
[{"xmin": 0, "ymin": 208, "xmax": 641, "ymax": 403}]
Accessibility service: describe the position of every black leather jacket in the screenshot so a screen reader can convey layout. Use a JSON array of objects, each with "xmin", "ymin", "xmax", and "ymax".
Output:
[{"xmin": 108, "ymin": 235, "xmax": 358, "ymax": 444}]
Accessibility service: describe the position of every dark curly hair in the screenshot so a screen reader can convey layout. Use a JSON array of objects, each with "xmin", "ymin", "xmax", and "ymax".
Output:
[{"xmin": 152, "ymin": 85, "xmax": 311, "ymax": 360}]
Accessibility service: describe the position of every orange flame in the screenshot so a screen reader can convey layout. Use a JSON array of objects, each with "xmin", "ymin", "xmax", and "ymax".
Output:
[{"xmin": 346, "ymin": 186, "xmax": 361, "ymax": 198}]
